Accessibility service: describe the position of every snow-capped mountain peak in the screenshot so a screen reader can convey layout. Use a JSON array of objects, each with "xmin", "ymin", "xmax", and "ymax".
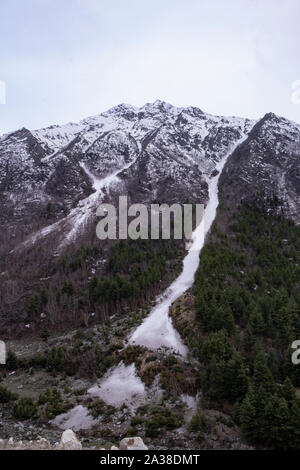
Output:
[{"xmin": 0, "ymin": 101, "xmax": 299, "ymax": 247}]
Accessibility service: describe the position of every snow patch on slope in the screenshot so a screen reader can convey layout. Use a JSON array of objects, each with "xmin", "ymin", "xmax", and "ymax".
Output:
[
  {"xmin": 51, "ymin": 405, "xmax": 97, "ymax": 431},
  {"xmin": 88, "ymin": 362, "xmax": 146, "ymax": 408}
]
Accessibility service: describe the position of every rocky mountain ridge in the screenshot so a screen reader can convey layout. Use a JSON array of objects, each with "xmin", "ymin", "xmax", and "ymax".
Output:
[
  {"xmin": 2, "ymin": 101, "xmax": 299, "ymax": 252},
  {"xmin": 0, "ymin": 100, "xmax": 256, "ymax": 245}
]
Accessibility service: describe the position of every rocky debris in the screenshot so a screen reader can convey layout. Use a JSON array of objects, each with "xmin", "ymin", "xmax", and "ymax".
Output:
[
  {"xmin": 169, "ymin": 291, "xmax": 196, "ymax": 337},
  {"xmin": 120, "ymin": 437, "xmax": 148, "ymax": 450},
  {"xmin": 57, "ymin": 429, "xmax": 82, "ymax": 450},
  {"xmin": 0, "ymin": 431, "xmax": 148, "ymax": 451},
  {"xmin": 0, "ymin": 436, "xmax": 52, "ymax": 450},
  {"xmin": 202, "ymin": 410, "xmax": 254, "ymax": 450}
]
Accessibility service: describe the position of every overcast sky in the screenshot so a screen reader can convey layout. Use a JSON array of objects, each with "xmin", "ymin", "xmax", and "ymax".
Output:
[{"xmin": 0, "ymin": 0, "xmax": 299, "ymax": 134}]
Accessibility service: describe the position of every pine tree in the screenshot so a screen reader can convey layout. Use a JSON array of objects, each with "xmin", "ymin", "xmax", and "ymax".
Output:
[
  {"xmin": 208, "ymin": 355, "xmax": 225, "ymax": 400},
  {"xmin": 248, "ymin": 308, "xmax": 264, "ymax": 335},
  {"xmin": 253, "ymin": 350, "xmax": 275, "ymax": 394},
  {"xmin": 263, "ymin": 395, "xmax": 276, "ymax": 446},
  {"xmin": 226, "ymin": 352, "xmax": 248, "ymax": 401},
  {"xmin": 240, "ymin": 385, "xmax": 259, "ymax": 442},
  {"xmin": 267, "ymin": 349, "xmax": 279, "ymax": 382},
  {"xmin": 243, "ymin": 322, "xmax": 255, "ymax": 352},
  {"xmin": 268, "ymin": 395, "xmax": 289, "ymax": 448},
  {"xmin": 288, "ymin": 400, "xmax": 300, "ymax": 448},
  {"xmin": 275, "ymin": 306, "xmax": 293, "ymax": 351},
  {"xmin": 280, "ymin": 377, "xmax": 297, "ymax": 405}
]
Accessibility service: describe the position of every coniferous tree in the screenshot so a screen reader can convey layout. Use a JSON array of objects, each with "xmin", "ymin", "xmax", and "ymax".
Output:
[
  {"xmin": 253, "ymin": 350, "xmax": 275, "ymax": 394},
  {"xmin": 240, "ymin": 385, "xmax": 258, "ymax": 441},
  {"xmin": 280, "ymin": 377, "xmax": 297, "ymax": 405}
]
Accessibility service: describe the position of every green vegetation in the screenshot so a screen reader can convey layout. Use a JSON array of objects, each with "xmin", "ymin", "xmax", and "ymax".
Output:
[
  {"xmin": 89, "ymin": 239, "xmax": 181, "ymax": 307},
  {"xmin": 38, "ymin": 387, "xmax": 71, "ymax": 419},
  {"xmin": 146, "ymin": 406, "xmax": 180, "ymax": 437},
  {"xmin": 41, "ymin": 328, "xmax": 50, "ymax": 342},
  {"xmin": 189, "ymin": 410, "xmax": 207, "ymax": 433},
  {"xmin": 0, "ymin": 385, "xmax": 18, "ymax": 403},
  {"xmin": 5, "ymin": 350, "xmax": 20, "ymax": 370},
  {"xmin": 0, "ymin": 235, "xmax": 183, "ymax": 339},
  {"xmin": 13, "ymin": 397, "xmax": 37, "ymax": 420},
  {"xmin": 88, "ymin": 399, "xmax": 116, "ymax": 421},
  {"xmin": 192, "ymin": 203, "xmax": 300, "ymax": 448}
]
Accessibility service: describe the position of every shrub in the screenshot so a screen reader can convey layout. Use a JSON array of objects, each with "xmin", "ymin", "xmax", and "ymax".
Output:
[
  {"xmin": 27, "ymin": 353, "xmax": 47, "ymax": 368},
  {"xmin": 38, "ymin": 387, "xmax": 71, "ymax": 419},
  {"xmin": 6, "ymin": 350, "xmax": 19, "ymax": 370},
  {"xmin": 0, "ymin": 385, "xmax": 18, "ymax": 403},
  {"xmin": 41, "ymin": 328, "xmax": 50, "ymax": 342},
  {"xmin": 131, "ymin": 416, "xmax": 143, "ymax": 426},
  {"xmin": 89, "ymin": 399, "xmax": 105, "ymax": 418},
  {"xmin": 13, "ymin": 397, "xmax": 37, "ymax": 420},
  {"xmin": 146, "ymin": 407, "xmax": 180, "ymax": 437},
  {"xmin": 189, "ymin": 410, "xmax": 207, "ymax": 433}
]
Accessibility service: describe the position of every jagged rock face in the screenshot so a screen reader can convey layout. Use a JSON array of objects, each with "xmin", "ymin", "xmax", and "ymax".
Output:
[
  {"xmin": 0, "ymin": 100, "xmax": 299, "ymax": 246},
  {"xmin": 44, "ymin": 155, "xmax": 90, "ymax": 204},
  {"xmin": 0, "ymin": 129, "xmax": 52, "ymax": 231},
  {"xmin": 219, "ymin": 113, "xmax": 300, "ymax": 222},
  {"xmin": 76, "ymin": 131, "xmax": 140, "ymax": 178},
  {"xmin": 120, "ymin": 112, "xmax": 251, "ymax": 205},
  {"xmin": 0, "ymin": 128, "xmax": 48, "ymax": 194}
]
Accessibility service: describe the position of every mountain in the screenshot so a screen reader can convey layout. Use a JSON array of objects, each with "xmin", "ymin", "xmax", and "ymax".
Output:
[
  {"xmin": 219, "ymin": 112, "xmax": 300, "ymax": 223},
  {"xmin": 2, "ymin": 102, "xmax": 299, "ymax": 244},
  {"xmin": 1, "ymin": 100, "xmax": 300, "ymax": 451},
  {"xmin": 0, "ymin": 99, "xmax": 299, "ymax": 306},
  {"xmin": 0, "ymin": 100, "xmax": 299, "ymax": 336},
  {"xmin": 0, "ymin": 100, "xmax": 255, "ymax": 245},
  {"xmin": 0, "ymin": 101, "xmax": 299, "ymax": 321}
]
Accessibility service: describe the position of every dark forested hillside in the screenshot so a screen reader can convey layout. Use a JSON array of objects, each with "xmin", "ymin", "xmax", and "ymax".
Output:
[
  {"xmin": 0, "ymin": 233, "xmax": 184, "ymax": 338},
  {"xmin": 179, "ymin": 201, "xmax": 300, "ymax": 448}
]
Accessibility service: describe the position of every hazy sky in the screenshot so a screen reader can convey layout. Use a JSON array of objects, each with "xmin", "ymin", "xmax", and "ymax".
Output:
[{"xmin": 0, "ymin": 0, "xmax": 299, "ymax": 134}]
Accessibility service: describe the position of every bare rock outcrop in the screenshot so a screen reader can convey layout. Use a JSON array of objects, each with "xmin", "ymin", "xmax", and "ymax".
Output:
[{"xmin": 120, "ymin": 437, "xmax": 148, "ymax": 450}]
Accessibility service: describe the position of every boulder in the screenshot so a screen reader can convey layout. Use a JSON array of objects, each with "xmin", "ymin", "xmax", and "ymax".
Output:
[
  {"xmin": 36, "ymin": 437, "xmax": 51, "ymax": 449},
  {"xmin": 119, "ymin": 437, "xmax": 148, "ymax": 450},
  {"xmin": 58, "ymin": 429, "xmax": 82, "ymax": 450}
]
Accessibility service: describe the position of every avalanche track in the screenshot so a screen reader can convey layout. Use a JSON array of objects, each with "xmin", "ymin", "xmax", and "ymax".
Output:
[
  {"xmin": 82, "ymin": 134, "xmax": 251, "ymax": 413},
  {"xmin": 20, "ymin": 160, "xmax": 134, "ymax": 251}
]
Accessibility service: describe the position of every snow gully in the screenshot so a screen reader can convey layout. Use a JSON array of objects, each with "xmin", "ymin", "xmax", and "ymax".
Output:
[{"xmin": 128, "ymin": 134, "xmax": 251, "ymax": 355}]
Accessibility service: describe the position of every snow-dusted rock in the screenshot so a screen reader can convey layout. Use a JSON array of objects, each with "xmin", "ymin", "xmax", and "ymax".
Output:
[
  {"xmin": 119, "ymin": 437, "xmax": 148, "ymax": 450},
  {"xmin": 219, "ymin": 112, "xmax": 300, "ymax": 224}
]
